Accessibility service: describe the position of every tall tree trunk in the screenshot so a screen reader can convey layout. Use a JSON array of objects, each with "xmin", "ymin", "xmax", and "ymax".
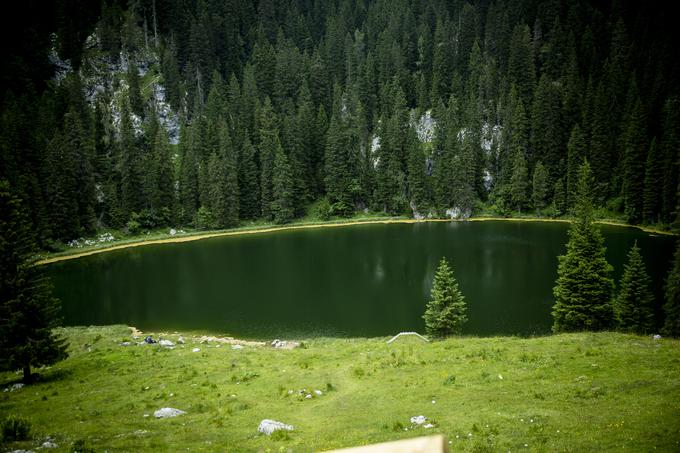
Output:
[{"xmin": 23, "ymin": 364, "xmax": 32, "ymax": 383}]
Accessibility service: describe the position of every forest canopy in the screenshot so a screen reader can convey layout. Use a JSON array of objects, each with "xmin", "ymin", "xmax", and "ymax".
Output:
[{"xmin": 1, "ymin": 0, "xmax": 679, "ymax": 247}]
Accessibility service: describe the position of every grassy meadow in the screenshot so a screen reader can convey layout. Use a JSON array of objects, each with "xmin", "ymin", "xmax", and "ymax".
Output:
[{"xmin": 1, "ymin": 325, "xmax": 679, "ymax": 452}]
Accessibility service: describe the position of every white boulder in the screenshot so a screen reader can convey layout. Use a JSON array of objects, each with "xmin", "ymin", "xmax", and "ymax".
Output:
[
  {"xmin": 258, "ymin": 419, "xmax": 294, "ymax": 436},
  {"xmin": 159, "ymin": 340, "xmax": 174, "ymax": 347},
  {"xmin": 154, "ymin": 407, "xmax": 186, "ymax": 418}
]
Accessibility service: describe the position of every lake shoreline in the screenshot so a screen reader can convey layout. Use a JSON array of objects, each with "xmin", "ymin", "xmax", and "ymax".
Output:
[{"xmin": 35, "ymin": 216, "xmax": 676, "ymax": 266}]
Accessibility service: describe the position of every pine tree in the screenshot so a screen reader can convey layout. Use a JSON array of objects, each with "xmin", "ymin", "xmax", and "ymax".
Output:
[
  {"xmin": 119, "ymin": 99, "xmax": 144, "ymax": 220},
  {"xmin": 407, "ymin": 133, "xmax": 427, "ymax": 213},
  {"xmin": 531, "ymin": 73, "xmax": 563, "ymax": 176},
  {"xmin": 614, "ymin": 241, "xmax": 655, "ymax": 333},
  {"xmin": 622, "ymin": 90, "xmax": 647, "ymax": 225},
  {"xmin": 257, "ymin": 98, "xmax": 280, "ymax": 220},
  {"xmin": 271, "ymin": 149, "xmax": 294, "ymax": 224},
  {"xmin": 552, "ymin": 160, "xmax": 614, "ymax": 332},
  {"xmin": 179, "ymin": 123, "xmax": 199, "ymax": 224},
  {"xmin": 423, "ymin": 257, "xmax": 468, "ymax": 338},
  {"xmin": 203, "ymin": 121, "xmax": 239, "ymax": 229},
  {"xmin": 507, "ymin": 24, "xmax": 535, "ymax": 105},
  {"xmin": 642, "ymin": 138, "xmax": 662, "ymax": 225},
  {"xmin": 238, "ymin": 136, "xmax": 260, "ymax": 219},
  {"xmin": 510, "ymin": 150, "xmax": 528, "ymax": 213},
  {"xmin": 532, "ymin": 161, "xmax": 549, "ymax": 215},
  {"xmin": 566, "ymin": 124, "xmax": 586, "ymax": 209},
  {"xmin": 45, "ymin": 129, "xmax": 80, "ymax": 240},
  {"xmin": 0, "ymin": 181, "xmax": 68, "ymax": 383},
  {"xmin": 662, "ymin": 242, "xmax": 680, "ymax": 337},
  {"xmin": 127, "ymin": 61, "xmax": 144, "ymax": 117},
  {"xmin": 553, "ymin": 177, "xmax": 566, "ymax": 216},
  {"xmin": 152, "ymin": 128, "xmax": 175, "ymax": 225}
]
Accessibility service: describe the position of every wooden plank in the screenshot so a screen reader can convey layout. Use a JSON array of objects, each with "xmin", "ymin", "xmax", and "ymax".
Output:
[{"xmin": 322, "ymin": 435, "xmax": 449, "ymax": 453}]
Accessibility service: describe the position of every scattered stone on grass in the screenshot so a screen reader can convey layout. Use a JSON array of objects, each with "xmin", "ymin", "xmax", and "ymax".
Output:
[
  {"xmin": 177, "ymin": 336, "xmax": 185, "ymax": 344},
  {"xmin": 41, "ymin": 441, "xmax": 58, "ymax": 448},
  {"xmin": 197, "ymin": 335, "xmax": 264, "ymax": 347},
  {"xmin": 120, "ymin": 342, "xmax": 131, "ymax": 346},
  {"xmin": 232, "ymin": 344, "xmax": 244, "ymax": 350},
  {"xmin": 154, "ymin": 407, "xmax": 186, "ymax": 418},
  {"xmin": 159, "ymin": 339, "xmax": 174, "ymax": 347},
  {"xmin": 4, "ymin": 383, "xmax": 24, "ymax": 392},
  {"xmin": 192, "ymin": 348, "xmax": 201, "ymax": 352},
  {"xmin": 271, "ymin": 339, "xmax": 301, "ymax": 349},
  {"xmin": 653, "ymin": 334, "xmax": 662, "ymax": 340},
  {"xmin": 411, "ymin": 415, "xmax": 427, "ymax": 425},
  {"xmin": 258, "ymin": 419, "xmax": 294, "ymax": 435}
]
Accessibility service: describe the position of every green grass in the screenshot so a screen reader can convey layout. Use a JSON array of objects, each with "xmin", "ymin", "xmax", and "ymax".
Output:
[{"xmin": 1, "ymin": 326, "xmax": 679, "ymax": 451}]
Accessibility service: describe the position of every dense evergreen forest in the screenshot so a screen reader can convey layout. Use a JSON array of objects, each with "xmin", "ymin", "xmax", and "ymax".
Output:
[{"xmin": 2, "ymin": 0, "xmax": 679, "ymax": 247}]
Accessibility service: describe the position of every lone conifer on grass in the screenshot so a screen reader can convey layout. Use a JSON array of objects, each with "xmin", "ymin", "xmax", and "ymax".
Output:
[
  {"xmin": 0, "ymin": 182, "xmax": 68, "ymax": 383},
  {"xmin": 662, "ymin": 242, "xmax": 680, "ymax": 336},
  {"xmin": 552, "ymin": 161, "xmax": 614, "ymax": 332},
  {"xmin": 423, "ymin": 257, "xmax": 467, "ymax": 338},
  {"xmin": 614, "ymin": 242, "xmax": 654, "ymax": 333}
]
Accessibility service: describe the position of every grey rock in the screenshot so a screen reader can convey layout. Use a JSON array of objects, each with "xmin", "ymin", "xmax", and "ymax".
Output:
[
  {"xmin": 153, "ymin": 407, "xmax": 186, "ymax": 418},
  {"xmin": 159, "ymin": 339, "xmax": 174, "ymax": 347},
  {"xmin": 258, "ymin": 419, "xmax": 294, "ymax": 435},
  {"xmin": 41, "ymin": 441, "xmax": 58, "ymax": 449},
  {"xmin": 410, "ymin": 415, "xmax": 427, "ymax": 425}
]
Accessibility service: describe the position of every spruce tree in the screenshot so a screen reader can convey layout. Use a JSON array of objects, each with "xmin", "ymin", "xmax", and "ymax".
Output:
[
  {"xmin": 552, "ymin": 160, "xmax": 614, "ymax": 332},
  {"xmin": 179, "ymin": 124, "xmax": 200, "ymax": 225},
  {"xmin": 622, "ymin": 91, "xmax": 647, "ymax": 225},
  {"xmin": 507, "ymin": 24, "xmax": 535, "ymax": 105},
  {"xmin": 0, "ymin": 182, "xmax": 68, "ymax": 383},
  {"xmin": 209, "ymin": 120, "xmax": 239, "ymax": 228},
  {"xmin": 423, "ymin": 257, "xmax": 468, "ymax": 338},
  {"xmin": 127, "ymin": 61, "xmax": 144, "ymax": 117},
  {"xmin": 510, "ymin": 150, "xmax": 528, "ymax": 213},
  {"xmin": 271, "ymin": 149, "xmax": 294, "ymax": 224},
  {"xmin": 152, "ymin": 128, "xmax": 175, "ymax": 225},
  {"xmin": 119, "ymin": 99, "xmax": 144, "ymax": 220},
  {"xmin": 407, "ymin": 134, "xmax": 427, "ymax": 212},
  {"xmin": 238, "ymin": 136, "xmax": 260, "ymax": 219},
  {"xmin": 258, "ymin": 98, "xmax": 280, "ymax": 220},
  {"xmin": 553, "ymin": 177, "xmax": 566, "ymax": 216},
  {"xmin": 642, "ymin": 138, "xmax": 662, "ymax": 225},
  {"xmin": 662, "ymin": 242, "xmax": 680, "ymax": 337},
  {"xmin": 614, "ymin": 241, "xmax": 655, "ymax": 333},
  {"xmin": 566, "ymin": 124, "xmax": 586, "ymax": 209},
  {"xmin": 532, "ymin": 161, "xmax": 549, "ymax": 215}
]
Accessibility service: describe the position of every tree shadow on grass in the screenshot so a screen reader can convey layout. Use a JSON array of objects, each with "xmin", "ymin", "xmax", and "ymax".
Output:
[{"xmin": 0, "ymin": 368, "xmax": 73, "ymax": 388}]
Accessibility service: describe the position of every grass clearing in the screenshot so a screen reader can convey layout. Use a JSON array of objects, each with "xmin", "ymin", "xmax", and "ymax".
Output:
[{"xmin": 1, "ymin": 326, "xmax": 679, "ymax": 451}]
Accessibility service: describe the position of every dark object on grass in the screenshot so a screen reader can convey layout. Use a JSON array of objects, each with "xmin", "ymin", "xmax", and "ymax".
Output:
[
  {"xmin": 1, "ymin": 415, "xmax": 31, "ymax": 441},
  {"xmin": 144, "ymin": 336, "xmax": 156, "ymax": 344}
]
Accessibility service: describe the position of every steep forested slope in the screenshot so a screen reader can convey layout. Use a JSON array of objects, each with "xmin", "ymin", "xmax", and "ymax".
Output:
[{"xmin": 1, "ymin": 0, "xmax": 679, "ymax": 246}]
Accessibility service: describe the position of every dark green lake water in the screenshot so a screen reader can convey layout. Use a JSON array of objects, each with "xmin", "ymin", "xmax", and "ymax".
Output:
[{"xmin": 46, "ymin": 221, "xmax": 677, "ymax": 338}]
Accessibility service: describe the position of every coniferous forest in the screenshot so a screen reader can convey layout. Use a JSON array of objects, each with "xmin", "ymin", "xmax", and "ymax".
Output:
[{"xmin": 2, "ymin": 0, "xmax": 680, "ymax": 248}]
